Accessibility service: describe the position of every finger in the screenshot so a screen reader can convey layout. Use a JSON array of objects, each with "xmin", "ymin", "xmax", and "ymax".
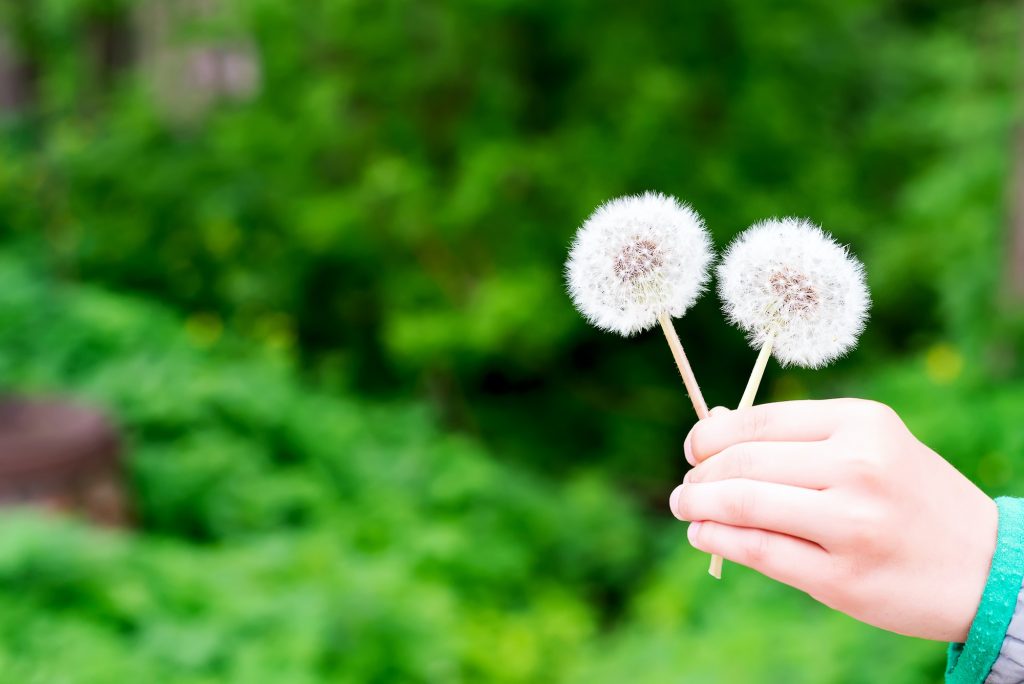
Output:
[
  {"xmin": 685, "ymin": 399, "xmax": 852, "ymax": 465},
  {"xmin": 683, "ymin": 406, "xmax": 730, "ymax": 465},
  {"xmin": 687, "ymin": 520, "xmax": 831, "ymax": 592},
  {"xmin": 685, "ymin": 441, "xmax": 832, "ymax": 490},
  {"xmin": 670, "ymin": 479, "xmax": 840, "ymax": 545}
]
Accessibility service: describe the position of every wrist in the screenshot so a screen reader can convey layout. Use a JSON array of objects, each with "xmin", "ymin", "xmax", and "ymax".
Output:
[
  {"xmin": 947, "ymin": 497, "xmax": 1024, "ymax": 684},
  {"xmin": 950, "ymin": 495, "xmax": 999, "ymax": 642}
]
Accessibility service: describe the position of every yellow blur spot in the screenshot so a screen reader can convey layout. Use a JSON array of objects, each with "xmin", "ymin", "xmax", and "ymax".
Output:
[
  {"xmin": 256, "ymin": 313, "xmax": 295, "ymax": 353},
  {"xmin": 925, "ymin": 343, "xmax": 963, "ymax": 384},
  {"xmin": 185, "ymin": 313, "xmax": 223, "ymax": 348},
  {"xmin": 205, "ymin": 222, "xmax": 241, "ymax": 257}
]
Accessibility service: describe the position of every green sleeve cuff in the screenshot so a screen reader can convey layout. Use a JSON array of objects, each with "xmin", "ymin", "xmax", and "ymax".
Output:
[{"xmin": 947, "ymin": 496, "xmax": 1024, "ymax": 684}]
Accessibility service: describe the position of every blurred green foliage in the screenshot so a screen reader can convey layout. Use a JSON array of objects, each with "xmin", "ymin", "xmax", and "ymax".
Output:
[
  {"xmin": 1, "ymin": 0, "xmax": 1018, "ymax": 485},
  {"xmin": 0, "ymin": 0, "xmax": 1021, "ymax": 681},
  {"xmin": 0, "ymin": 255, "xmax": 948, "ymax": 683},
  {"xmin": 0, "ymin": 256, "xmax": 647, "ymax": 682}
]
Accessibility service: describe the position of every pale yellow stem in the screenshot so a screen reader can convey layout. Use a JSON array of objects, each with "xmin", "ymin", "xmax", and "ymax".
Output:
[
  {"xmin": 657, "ymin": 312, "xmax": 709, "ymax": 420},
  {"xmin": 707, "ymin": 330, "xmax": 777, "ymax": 580},
  {"xmin": 738, "ymin": 332, "xmax": 776, "ymax": 411}
]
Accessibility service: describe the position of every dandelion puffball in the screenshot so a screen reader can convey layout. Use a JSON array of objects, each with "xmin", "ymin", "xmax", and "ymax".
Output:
[
  {"xmin": 566, "ymin": 192, "xmax": 714, "ymax": 336},
  {"xmin": 717, "ymin": 218, "xmax": 870, "ymax": 369}
]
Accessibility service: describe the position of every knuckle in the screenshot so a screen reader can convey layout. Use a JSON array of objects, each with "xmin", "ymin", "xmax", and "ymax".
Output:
[
  {"xmin": 844, "ymin": 451, "xmax": 885, "ymax": 485},
  {"xmin": 856, "ymin": 399, "xmax": 898, "ymax": 425},
  {"xmin": 705, "ymin": 445, "xmax": 752, "ymax": 482},
  {"xmin": 736, "ymin": 446, "xmax": 755, "ymax": 479},
  {"xmin": 724, "ymin": 485, "xmax": 757, "ymax": 525},
  {"xmin": 739, "ymin": 530, "xmax": 773, "ymax": 566},
  {"xmin": 840, "ymin": 503, "xmax": 887, "ymax": 550},
  {"xmin": 825, "ymin": 556, "xmax": 874, "ymax": 609},
  {"xmin": 742, "ymin": 406, "xmax": 770, "ymax": 441},
  {"xmin": 844, "ymin": 522, "xmax": 874, "ymax": 551}
]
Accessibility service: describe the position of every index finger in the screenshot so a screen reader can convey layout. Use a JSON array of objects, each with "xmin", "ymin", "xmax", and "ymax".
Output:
[{"xmin": 685, "ymin": 399, "xmax": 852, "ymax": 465}]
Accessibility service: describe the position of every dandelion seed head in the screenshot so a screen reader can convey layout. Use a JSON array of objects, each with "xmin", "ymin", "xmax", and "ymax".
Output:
[
  {"xmin": 613, "ymin": 238, "xmax": 664, "ymax": 285},
  {"xmin": 717, "ymin": 217, "xmax": 870, "ymax": 368},
  {"xmin": 566, "ymin": 192, "xmax": 714, "ymax": 336}
]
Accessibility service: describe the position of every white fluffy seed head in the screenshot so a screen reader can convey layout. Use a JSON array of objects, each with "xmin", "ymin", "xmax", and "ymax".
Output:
[
  {"xmin": 717, "ymin": 218, "xmax": 870, "ymax": 368},
  {"xmin": 566, "ymin": 192, "xmax": 714, "ymax": 336}
]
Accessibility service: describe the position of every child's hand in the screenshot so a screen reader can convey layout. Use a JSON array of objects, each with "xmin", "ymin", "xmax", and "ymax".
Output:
[{"xmin": 669, "ymin": 399, "xmax": 997, "ymax": 642}]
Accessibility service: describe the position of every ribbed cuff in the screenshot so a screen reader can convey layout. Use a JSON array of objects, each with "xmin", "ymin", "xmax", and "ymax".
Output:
[{"xmin": 947, "ymin": 497, "xmax": 1024, "ymax": 684}]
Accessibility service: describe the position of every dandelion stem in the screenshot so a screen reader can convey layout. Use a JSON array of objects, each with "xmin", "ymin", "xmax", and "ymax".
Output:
[
  {"xmin": 656, "ymin": 314, "xmax": 724, "ymax": 580},
  {"xmin": 738, "ymin": 331, "xmax": 776, "ymax": 411},
  {"xmin": 707, "ymin": 329, "xmax": 777, "ymax": 580},
  {"xmin": 655, "ymin": 311, "xmax": 712, "ymax": 577},
  {"xmin": 657, "ymin": 312, "xmax": 709, "ymax": 420}
]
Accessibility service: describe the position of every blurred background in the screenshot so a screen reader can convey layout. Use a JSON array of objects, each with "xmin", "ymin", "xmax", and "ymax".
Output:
[{"xmin": 0, "ymin": 0, "xmax": 1019, "ymax": 681}]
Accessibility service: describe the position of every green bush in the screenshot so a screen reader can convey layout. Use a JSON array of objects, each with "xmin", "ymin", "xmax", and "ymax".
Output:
[
  {"xmin": 0, "ymin": 257, "xmax": 658, "ymax": 682},
  {"xmin": 1, "ymin": 253, "xmax": 1002, "ymax": 683},
  {"xmin": 0, "ymin": 0, "xmax": 1018, "ymax": 492},
  {"xmin": 0, "ymin": 1, "xmax": 1021, "ymax": 681}
]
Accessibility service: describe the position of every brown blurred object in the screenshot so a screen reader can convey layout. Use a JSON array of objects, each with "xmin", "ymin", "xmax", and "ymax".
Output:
[
  {"xmin": 0, "ymin": 1, "xmax": 260, "ymax": 122},
  {"xmin": 0, "ymin": 24, "xmax": 33, "ymax": 114},
  {"xmin": 0, "ymin": 398, "xmax": 130, "ymax": 527},
  {"xmin": 138, "ymin": 0, "xmax": 261, "ymax": 124},
  {"xmin": 1006, "ymin": 0, "xmax": 1024, "ymax": 302},
  {"xmin": 1008, "ymin": 112, "xmax": 1024, "ymax": 300}
]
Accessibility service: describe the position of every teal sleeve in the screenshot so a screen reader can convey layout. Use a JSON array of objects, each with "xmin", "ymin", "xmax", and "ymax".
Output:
[{"xmin": 947, "ymin": 497, "xmax": 1024, "ymax": 684}]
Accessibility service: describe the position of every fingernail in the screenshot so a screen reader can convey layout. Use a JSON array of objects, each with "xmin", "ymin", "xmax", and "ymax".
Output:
[
  {"xmin": 669, "ymin": 484, "xmax": 685, "ymax": 521},
  {"xmin": 687, "ymin": 521, "xmax": 703, "ymax": 547},
  {"xmin": 684, "ymin": 432, "xmax": 695, "ymax": 466},
  {"xmin": 709, "ymin": 406, "xmax": 730, "ymax": 416}
]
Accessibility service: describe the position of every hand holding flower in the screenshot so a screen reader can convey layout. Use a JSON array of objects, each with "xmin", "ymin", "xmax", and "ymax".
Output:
[
  {"xmin": 706, "ymin": 218, "xmax": 871, "ymax": 578},
  {"xmin": 670, "ymin": 399, "xmax": 997, "ymax": 642}
]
